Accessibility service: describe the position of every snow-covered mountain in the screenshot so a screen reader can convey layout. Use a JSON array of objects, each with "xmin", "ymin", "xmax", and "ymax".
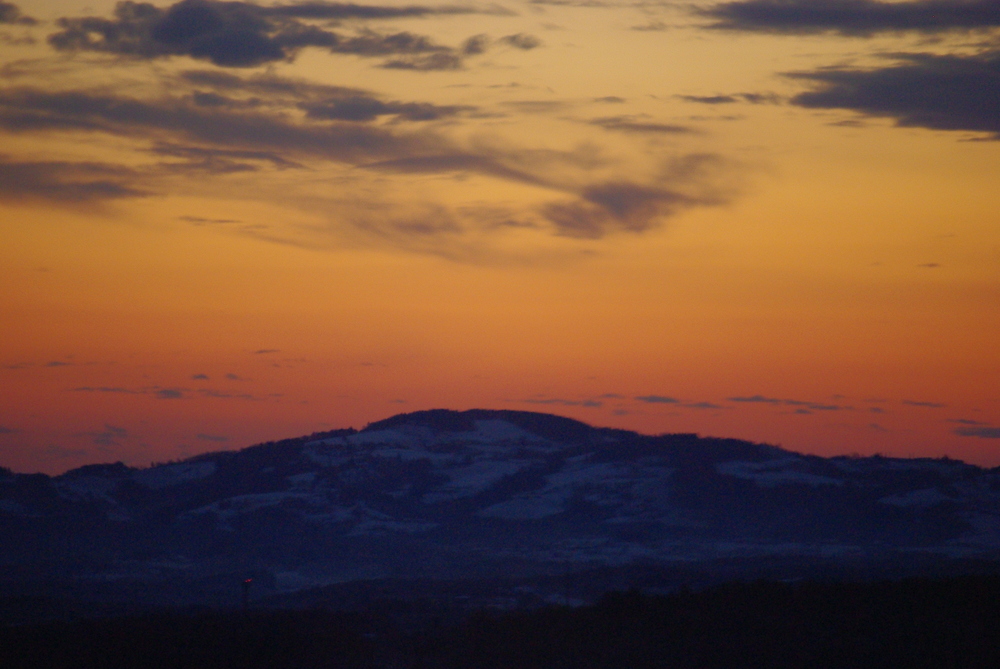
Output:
[{"xmin": 3, "ymin": 409, "xmax": 1000, "ymax": 608}]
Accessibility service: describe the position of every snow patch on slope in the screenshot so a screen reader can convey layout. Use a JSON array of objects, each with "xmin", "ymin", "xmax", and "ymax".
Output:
[
  {"xmin": 716, "ymin": 459, "xmax": 842, "ymax": 487},
  {"xmin": 879, "ymin": 488, "xmax": 952, "ymax": 507},
  {"xmin": 423, "ymin": 459, "xmax": 534, "ymax": 503}
]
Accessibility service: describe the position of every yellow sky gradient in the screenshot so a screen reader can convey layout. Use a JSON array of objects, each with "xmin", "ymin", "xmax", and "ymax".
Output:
[{"xmin": 1, "ymin": 0, "xmax": 998, "ymax": 473}]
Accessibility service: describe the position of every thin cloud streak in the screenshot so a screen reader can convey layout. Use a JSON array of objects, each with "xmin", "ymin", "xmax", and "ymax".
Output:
[{"xmin": 954, "ymin": 426, "xmax": 1000, "ymax": 438}]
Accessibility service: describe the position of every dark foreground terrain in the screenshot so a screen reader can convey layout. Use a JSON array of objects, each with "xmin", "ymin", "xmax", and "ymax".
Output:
[{"xmin": 4, "ymin": 574, "xmax": 1000, "ymax": 669}]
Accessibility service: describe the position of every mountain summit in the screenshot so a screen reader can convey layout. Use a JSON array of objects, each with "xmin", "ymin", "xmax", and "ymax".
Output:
[{"xmin": 2, "ymin": 409, "xmax": 998, "ymax": 609}]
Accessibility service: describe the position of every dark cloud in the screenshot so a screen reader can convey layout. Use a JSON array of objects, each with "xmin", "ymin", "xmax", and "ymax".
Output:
[
  {"xmin": 253, "ymin": 349, "xmax": 280, "ymax": 354},
  {"xmin": 594, "ymin": 96, "xmax": 626, "ymax": 103},
  {"xmin": 167, "ymin": 72, "xmax": 486, "ymax": 146},
  {"xmin": 0, "ymin": 426, "xmax": 16, "ymax": 434},
  {"xmin": 954, "ymin": 426, "xmax": 1000, "ymax": 438},
  {"xmin": 701, "ymin": 0, "xmax": 1000, "ymax": 35},
  {"xmin": 0, "ymin": 2, "xmax": 35, "ymax": 25},
  {"xmin": 542, "ymin": 182, "xmax": 700, "ymax": 238},
  {"xmin": 156, "ymin": 388, "xmax": 184, "ymax": 399},
  {"xmin": 48, "ymin": 0, "xmax": 478, "ymax": 69},
  {"xmin": 191, "ymin": 373, "xmax": 210, "ymax": 379},
  {"xmin": 590, "ymin": 116, "xmax": 693, "ymax": 134},
  {"xmin": 949, "ymin": 418, "xmax": 988, "ymax": 425},
  {"xmin": 789, "ymin": 51, "xmax": 1000, "ymax": 138},
  {"xmin": 0, "ymin": 157, "xmax": 146, "ymax": 204},
  {"xmin": 461, "ymin": 33, "xmax": 490, "ymax": 54},
  {"xmin": 634, "ymin": 395, "xmax": 680, "ymax": 403},
  {"xmin": 685, "ymin": 402, "xmax": 726, "ymax": 409},
  {"xmin": 903, "ymin": 399, "xmax": 947, "ymax": 407},
  {"xmin": 498, "ymin": 33, "xmax": 542, "ymax": 49}
]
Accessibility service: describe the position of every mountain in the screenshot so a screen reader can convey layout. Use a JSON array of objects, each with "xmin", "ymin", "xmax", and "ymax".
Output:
[{"xmin": 2, "ymin": 409, "xmax": 1000, "ymax": 615}]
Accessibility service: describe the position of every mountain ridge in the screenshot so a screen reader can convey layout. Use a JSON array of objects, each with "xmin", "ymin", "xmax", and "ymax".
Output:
[{"xmin": 2, "ymin": 409, "xmax": 998, "ymax": 613}]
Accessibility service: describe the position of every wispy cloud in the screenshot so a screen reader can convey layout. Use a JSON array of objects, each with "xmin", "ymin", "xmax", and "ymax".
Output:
[
  {"xmin": 684, "ymin": 402, "xmax": 727, "ymax": 409},
  {"xmin": 728, "ymin": 394, "xmax": 850, "ymax": 411},
  {"xmin": 521, "ymin": 397, "xmax": 603, "ymax": 407},
  {"xmin": 902, "ymin": 399, "xmax": 947, "ymax": 408},
  {"xmin": 0, "ymin": 157, "xmax": 147, "ymax": 205},
  {"xmin": 728, "ymin": 394, "xmax": 782, "ymax": 403},
  {"xmin": 72, "ymin": 385, "xmax": 189, "ymax": 399},
  {"xmin": 72, "ymin": 386, "xmax": 137, "ymax": 393},
  {"xmin": 498, "ymin": 33, "xmax": 542, "ymax": 49},
  {"xmin": 677, "ymin": 93, "xmax": 781, "ymax": 105}
]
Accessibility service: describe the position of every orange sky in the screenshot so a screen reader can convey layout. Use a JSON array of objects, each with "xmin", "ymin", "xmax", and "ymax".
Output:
[{"xmin": 1, "ymin": 0, "xmax": 999, "ymax": 473}]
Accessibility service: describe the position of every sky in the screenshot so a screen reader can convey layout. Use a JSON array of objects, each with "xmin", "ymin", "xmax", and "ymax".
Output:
[{"xmin": 1, "ymin": 0, "xmax": 999, "ymax": 474}]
